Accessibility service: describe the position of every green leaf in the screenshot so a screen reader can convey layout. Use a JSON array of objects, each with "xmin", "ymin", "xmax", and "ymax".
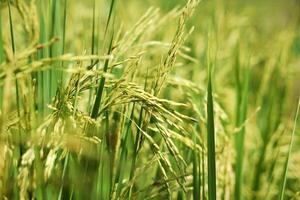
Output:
[{"xmin": 207, "ymin": 61, "xmax": 216, "ymax": 200}]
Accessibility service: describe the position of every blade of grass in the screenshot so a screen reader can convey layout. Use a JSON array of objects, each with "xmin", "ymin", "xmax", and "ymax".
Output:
[
  {"xmin": 49, "ymin": 0, "xmax": 63, "ymax": 98},
  {"xmin": 91, "ymin": 0, "xmax": 96, "ymax": 56},
  {"xmin": 90, "ymin": 33, "xmax": 114, "ymax": 119},
  {"xmin": 279, "ymin": 98, "xmax": 300, "ymax": 200},
  {"xmin": 62, "ymin": 0, "xmax": 68, "ymax": 55},
  {"xmin": 7, "ymin": 0, "xmax": 21, "ymax": 134},
  {"xmin": 202, "ymin": 146, "xmax": 206, "ymax": 199},
  {"xmin": 104, "ymin": 0, "xmax": 116, "ymax": 39},
  {"xmin": 89, "ymin": 0, "xmax": 116, "ymax": 120},
  {"xmin": 193, "ymin": 129, "xmax": 200, "ymax": 200},
  {"xmin": 7, "ymin": 0, "xmax": 15, "ymax": 54},
  {"xmin": 57, "ymin": 2, "xmax": 69, "ymax": 197},
  {"xmin": 7, "ymin": 1, "xmax": 23, "ymax": 198},
  {"xmin": 113, "ymin": 103, "xmax": 136, "ymax": 199},
  {"xmin": 60, "ymin": 0, "xmax": 68, "ymax": 84},
  {"xmin": 0, "ymin": 8, "xmax": 4, "ymax": 108},
  {"xmin": 87, "ymin": 0, "xmax": 98, "ymax": 112},
  {"xmin": 206, "ymin": 51, "xmax": 216, "ymax": 200},
  {"xmin": 96, "ymin": 134, "xmax": 106, "ymax": 199},
  {"xmin": 234, "ymin": 56, "xmax": 250, "ymax": 200},
  {"xmin": 0, "ymin": 10, "xmax": 3, "ymax": 62},
  {"xmin": 37, "ymin": 0, "xmax": 49, "ymax": 116}
]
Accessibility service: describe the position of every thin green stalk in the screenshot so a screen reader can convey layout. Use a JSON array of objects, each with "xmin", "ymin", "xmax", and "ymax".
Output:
[
  {"xmin": 128, "ymin": 70, "xmax": 149, "ymax": 199},
  {"xmin": 95, "ymin": 109, "xmax": 111, "ymax": 199},
  {"xmin": 60, "ymin": 0, "xmax": 68, "ymax": 84},
  {"xmin": 7, "ymin": 2, "xmax": 23, "ymax": 199},
  {"xmin": 279, "ymin": 98, "xmax": 300, "ymax": 200},
  {"xmin": 49, "ymin": 0, "xmax": 62, "ymax": 97},
  {"xmin": 207, "ymin": 62, "xmax": 216, "ymax": 200},
  {"xmin": 128, "ymin": 104, "xmax": 143, "ymax": 199},
  {"xmin": 87, "ymin": 0, "xmax": 98, "ymax": 112},
  {"xmin": 91, "ymin": 0, "xmax": 96, "ymax": 56},
  {"xmin": 202, "ymin": 149, "xmax": 205, "ymax": 200},
  {"xmin": 0, "ymin": 8, "xmax": 4, "ymax": 108},
  {"xmin": 88, "ymin": 0, "xmax": 115, "ymax": 114},
  {"xmin": 7, "ymin": 0, "xmax": 15, "ymax": 54},
  {"xmin": 96, "ymin": 138, "xmax": 105, "ymax": 199},
  {"xmin": 90, "ymin": 33, "xmax": 114, "ymax": 119},
  {"xmin": 234, "ymin": 57, "xmax": 250, "ymax": 200},
  {"xmin": 0, "ymin": 9, "xmax": 3, "ymax": 62},
  {"xmin": 193, "ymin": 131, "xmax": 200, "ymax": 200},
  {"xmin": 37, "ymin": 0, "xmax": 49, "ymax": 116},
  {"xmin": 104, "ymin": 0, "xmax": 116, "ymax": 39},
  {"xmin": 114, "ymin": 103, "xmax": 136, "ymax": 198},
  {"xmin": 7, "ymin": 0, "xmax": 21, "ymax": 137}
]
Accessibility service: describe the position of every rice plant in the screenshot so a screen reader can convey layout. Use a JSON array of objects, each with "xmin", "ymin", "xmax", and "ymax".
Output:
[{"xmin": 0, "ymin": 0, "xmax": 299, "ymax": 199}]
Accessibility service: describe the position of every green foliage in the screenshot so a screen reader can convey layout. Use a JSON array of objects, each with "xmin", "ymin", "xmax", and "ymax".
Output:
[{"xmin": 0, "ymin": 0, "xmax": 299, "ymax": 199}]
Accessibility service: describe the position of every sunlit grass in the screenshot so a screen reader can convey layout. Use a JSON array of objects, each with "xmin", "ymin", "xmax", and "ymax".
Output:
[{"xmin": 0, "ymin": 0, "xmax": 299, "ymax": 199}]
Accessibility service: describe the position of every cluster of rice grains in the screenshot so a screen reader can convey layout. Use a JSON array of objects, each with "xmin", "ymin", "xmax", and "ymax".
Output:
[{"xmin": 0, "ymin": 0, "xmax": 210, "ymax": 199}]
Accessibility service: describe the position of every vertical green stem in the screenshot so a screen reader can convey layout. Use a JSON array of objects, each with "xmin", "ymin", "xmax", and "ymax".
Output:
[{"xmin": 207, "ymin": 65, "xmax": 216, "ymax": 200}]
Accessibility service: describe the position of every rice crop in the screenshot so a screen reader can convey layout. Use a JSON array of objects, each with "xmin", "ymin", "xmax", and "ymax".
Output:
[{"xmin": 0, "ymin": 0, "xmax": 299, "ymax": 199}]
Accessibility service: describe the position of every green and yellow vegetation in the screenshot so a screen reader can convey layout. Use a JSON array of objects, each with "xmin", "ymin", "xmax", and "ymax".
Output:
[{"xmin": 0, "ymin": 0, "xmax": 299, "ymax": 199}]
